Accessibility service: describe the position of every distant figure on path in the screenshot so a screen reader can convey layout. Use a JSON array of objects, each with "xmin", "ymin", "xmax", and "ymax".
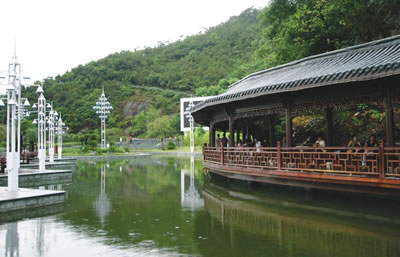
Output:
[{"xmin": 129, "ymin": 135, "xmax": 133, "ymax": 144}]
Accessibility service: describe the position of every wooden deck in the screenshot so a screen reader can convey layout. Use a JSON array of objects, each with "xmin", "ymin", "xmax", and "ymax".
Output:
[{"xmin": 203, "ymin": 145, "xmax": 400, "ymax": 195}]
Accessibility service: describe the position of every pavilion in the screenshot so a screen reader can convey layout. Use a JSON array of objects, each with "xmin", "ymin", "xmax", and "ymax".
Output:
[{"xmin": 192, "ymin": 35, "xmax": 400, "ymax": 195}]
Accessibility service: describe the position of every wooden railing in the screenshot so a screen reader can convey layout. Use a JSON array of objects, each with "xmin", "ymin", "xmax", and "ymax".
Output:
[{"xmin": 203, "ymin": 144, "xmax": 400, "ymax": 178}]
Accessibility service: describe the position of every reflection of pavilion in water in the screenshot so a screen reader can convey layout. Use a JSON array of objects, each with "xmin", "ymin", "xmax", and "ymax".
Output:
[
  {"xmin": 94, "ymin": 164, "xmax": 112, "ymax": 224},
  {"xmin": 181, "ymin": 156, "xmax": 204, "ymax": 211},
  {"xmin": 202, "ymin": 185, "xmax": 400, "ymax": 257}
]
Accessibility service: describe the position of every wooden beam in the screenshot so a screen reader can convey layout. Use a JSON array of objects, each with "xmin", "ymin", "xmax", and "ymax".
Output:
[
  {"xmin": 326, "ymin": 107, "xmax": 333, "ymax": 146},
  {"xmin": 286, "ymin": 102, "xmax": 293, "ymax": 147},
  {"xmin": 384, "ymin": 89, "xmax": 395, "ymax": 146}
]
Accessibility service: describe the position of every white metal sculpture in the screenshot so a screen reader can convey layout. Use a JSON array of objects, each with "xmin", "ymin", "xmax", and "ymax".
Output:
[
  {"xmin": 184, "ymin": 101, "xmax": 195, "ymax": 153},
  {"xmin": 93, "ymin": 87, "xmax": 112, "ymax": 149}
]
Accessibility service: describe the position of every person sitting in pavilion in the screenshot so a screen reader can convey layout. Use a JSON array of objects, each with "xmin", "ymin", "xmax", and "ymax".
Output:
[
  {"xmin": 363, "ymin": 134, "xmax": 378, "ymax": 161},
  {"xmin": 365, "ymin": 134, "xmax": 378, "ymax": 147},
  {"xmin": 222, "ymin": 133, "xmax": 228, "ymax": 147},
  {"xmin": 216, "ymin": 134, "xmax": 222, "ymax": 147},
  {"xmin": 281, "ymin": 135, "xmax": 286, "ymax": 147},
  {"xmin": 348, "ymin": 134, "xmax": 362, "ymax": 147},
  {"xmin": 347, "ymin": 134, "xmax": 362, "ymax": 153},
  {"xmin": 314, "ymin": 135, "xmax": 326, "ymax": 147},
  {"xmin": 255, "ymin": 138, "xmax": 262, "ymax": 152}
]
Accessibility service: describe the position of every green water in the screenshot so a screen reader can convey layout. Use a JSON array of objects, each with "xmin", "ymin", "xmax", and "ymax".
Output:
[{"xmin": 1, "ymin": 155, "xmax": 400, "ymax": 257}]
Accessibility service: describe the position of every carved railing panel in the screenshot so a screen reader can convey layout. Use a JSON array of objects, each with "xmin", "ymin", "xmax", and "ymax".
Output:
[
  {"xmin": 203, "ymin": 147, "xmax": 222, "ymax": 164},
  {"xmin": 223, "ymin": 147, "xmax": 278, "ymax": 169},
  {"xmin": 384, "ymin": 147, "xmax": 400, "ymax": 177},
  {"xmin": 202, "ymin": 146, "xmax": 400, "ymax": 178}
]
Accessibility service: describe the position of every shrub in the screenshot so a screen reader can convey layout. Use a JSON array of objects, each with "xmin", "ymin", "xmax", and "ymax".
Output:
[
  {"xmin": 88, "ymin": 139, "xmax": 98, "ymax": 149},
  {"xmin": 166, "ymin": 141, "xmax": 177, "ymax": 150},
  {"xmin": 80, "ymin": 145, "xmax": 88, "ymax": 153},
  {"xmin": 95, "ymin": 147, "xmax": 108, "ymax": 155},
  {"xmin": 109, "ymin": 145, "xmax": 124, "ymax": 153}
]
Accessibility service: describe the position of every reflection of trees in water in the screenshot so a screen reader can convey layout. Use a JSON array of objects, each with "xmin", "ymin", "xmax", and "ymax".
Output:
[
  {"xmin": 94, "ymin": 164, "xmax": 112, "ymax": 225},
  {"xmin": 199, "ymin": 185, "xmax": 400, "ymax": 257},
  {"xmin": 58, "ymin": 157, "xmax": 202, "ymax": 255}
]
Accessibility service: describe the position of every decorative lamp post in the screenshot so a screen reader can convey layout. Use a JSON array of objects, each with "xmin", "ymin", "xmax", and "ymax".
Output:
[
  {"xmin": 0, "ymin": 47, "xmax": 32, "ymax": 191},
  {"xmin": 184, "ymin": 101, "xmax": 195, "ymax": 153},
  {"xmin": 1, "ymin": 49, "xmax": 31, "ymax": 191},
  {"xmin": 55, "ymin": 112, "xmax": 68, "ymax": 159},
  {"xmin": 93, "ymin": 87, "xmax": 112, "ymax": 149},
  {"xmin": 32, "ymin": 85, "xmax": 47, "ymax": 172},
  {"xmin": 46, "ymin": 102, "xmax": 56, "ymax": 163}
]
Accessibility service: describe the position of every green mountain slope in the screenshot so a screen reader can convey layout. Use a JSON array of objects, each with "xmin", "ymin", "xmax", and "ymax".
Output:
[{"xmin": 25, "ymin": 8, "xmax": 262, "ymax": 135}]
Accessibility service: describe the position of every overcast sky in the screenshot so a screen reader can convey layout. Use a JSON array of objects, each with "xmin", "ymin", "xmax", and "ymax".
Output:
[{"xmin": 0, "ymin": 0, "xmax": 267, "ymax": 82}]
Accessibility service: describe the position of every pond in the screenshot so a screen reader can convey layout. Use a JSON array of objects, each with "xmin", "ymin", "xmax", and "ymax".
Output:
[{"xmin": 1, "ymin": 155, "xmax": 400, "ymax": 257}]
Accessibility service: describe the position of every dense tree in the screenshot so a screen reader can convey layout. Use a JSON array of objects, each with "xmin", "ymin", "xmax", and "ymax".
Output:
[{"xmin": 255, "ymin": 0, "xmax": 400, "ymax": 68}]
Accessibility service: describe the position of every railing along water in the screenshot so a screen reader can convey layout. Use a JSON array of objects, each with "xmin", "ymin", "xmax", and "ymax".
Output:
[{"xmin": 202, "ymin": 144, "xmax": 400, "ymax": 178}]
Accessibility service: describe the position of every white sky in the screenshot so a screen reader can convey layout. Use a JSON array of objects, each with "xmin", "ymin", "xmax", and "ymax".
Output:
[{"xmin": 0, "ymin": 0, "xmax": 267, "ymax": 82}]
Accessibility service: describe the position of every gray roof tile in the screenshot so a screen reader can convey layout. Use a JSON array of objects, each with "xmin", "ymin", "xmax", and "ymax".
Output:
[{"xmin": 193, "ymin": 35, "xmax": 400, "ymax": 113}]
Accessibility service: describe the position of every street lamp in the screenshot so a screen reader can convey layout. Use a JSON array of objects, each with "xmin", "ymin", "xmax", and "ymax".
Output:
[
  {"xmin": 32, "ymin": 85, "xmax": 48, "ymax": 172},
  {"xmin": 93, "ymin": 87, "xmax": 112, "ymax": 149},
  {"xmin": 0, "ymin": 48, "xmax": 32, "ymax": 191},
  {"xmin": 184, "ymin": 101, "xmax": 195, "ymax": 153},
  {"xmin": 46, "ymin": 102, "xmax": 56, "ymax": 163},
  {"xmin": 55, "ymin": 112, "xmax": 68, "ymax": 159}
]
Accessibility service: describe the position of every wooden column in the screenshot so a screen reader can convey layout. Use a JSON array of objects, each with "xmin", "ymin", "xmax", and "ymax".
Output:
[
  {"xmin": 236, "ymin": 127, "xmax": 240, "ymax": 146},
  {"xmin": 268, "ymin": 115, "xmax": 275, "ymax": 146},
  {"xmin": 326, "ymin": 107, "xmax": 333, "ymax": 146},
  {"xmin": 245, "ymin": 120, "xmax": 249, "ymax": 140},
  {"xmin": 285, "ymin": 103, "xmax": 293, "ymax": 147},
  {"xmin": 209, "ymin": 122, "xmax": 215, "ymax": 147},
  {"xmin": 229, "ymin": 115, "xmax": 234, "ymax": 147},
  {"xmin": 384, "ymin": 89, "xmax": 395, "ymax": 146}
]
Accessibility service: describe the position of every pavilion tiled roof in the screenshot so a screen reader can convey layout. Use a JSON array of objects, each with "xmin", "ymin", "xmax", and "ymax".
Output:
[{"xmin": 192, "ymin": 35, "xmax": 400, "ymax": 112}]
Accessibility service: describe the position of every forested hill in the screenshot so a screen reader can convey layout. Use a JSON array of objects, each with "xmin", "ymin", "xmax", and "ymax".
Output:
[
  {"xmin": 22, "ymin": 0, "xmax": 400, "ymax": 140},
  {"xmin": 28, "ymin": 8, "xmax": 262, "ymax": 135}
]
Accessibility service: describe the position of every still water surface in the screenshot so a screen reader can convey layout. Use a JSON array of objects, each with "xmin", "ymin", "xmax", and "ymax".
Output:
[{"xmin": 1, "ymin": 155, "xmax": 400, "ymax": 257}]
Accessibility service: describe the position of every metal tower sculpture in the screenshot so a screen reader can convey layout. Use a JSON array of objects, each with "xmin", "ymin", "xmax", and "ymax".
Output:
[{"xmin": 93, "ymin": 87, "xmax": 112, "ymax": 149}]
